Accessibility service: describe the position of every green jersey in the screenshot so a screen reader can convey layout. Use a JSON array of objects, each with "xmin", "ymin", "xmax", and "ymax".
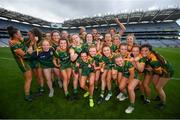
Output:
[
  {"xmin": 92, "ymin": 53, "xmax": 102, "ymax": 67},
  {"xmin": 78, "ymin": 57, "xmax": 94, "ymax": 76},
  {"xmin": 70, "ymin": 45, "xmax": 83, "ymax": 72},
  {"xmin": 147, "ymin": 52, "xmax": 174, "ymax": 77},
  {"xmin": 101, "ymin": 55, "xmax": 115, "ymax": 70},
  {"xmin": 81, "ymin": 42, "xmax": 96, "ymax": 53},
  {"xmin": 110, "ymin": 43, "xmax": 117, "ymax": 52},
  {"xmin": 9, "ymin": 40, "xmax": 31, "ymax": 73},
  {"xmin": 121, "ymin": 61, "xmax": 137, "ymax": 79},
  {"xmin": 71, "ymin": 45, "xmax": 82, "ymax": 55},
  {"xmin": 55, "ymin": 50, "xmax": 71, "ymax": 70},
  {"xmin": 22, "ymin": 37, "xmax": 31, "ymax": 47}
]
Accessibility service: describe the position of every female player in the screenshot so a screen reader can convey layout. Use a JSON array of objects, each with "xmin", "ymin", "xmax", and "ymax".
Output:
[
  {"xmin": 50, "ymin": 30, "xmax": 62, "ymax": 88},
  {"xmin": 97, "ymin": 45, "xmax": 115, "ymax": 104},
  {"xmin": 69, "ymin": 34, "xmax": 83, "ymax": 99},
  {"xmin": 60, "ymin": 30, "xmax": 69, "ymax": 40},
  {"xmin": 119, "ymin": 43, "xmax": 130, "ymax": 59},
  {"xmin": 114, "ymin": 54, "xmax": 136, "ymax": 113},
  {"xmin": 93, "ymin": 33, "xmax": 102, "ymax": 52},
  {"xmin": 112, "ymin": 34, "xmax": 121, "ymax": 50},
  {"xmin": 125, "ymin": 45, "xmax": 146, "ymax": 113},
  {"xmin": 82, "ymin": 33, "xmax": 95, "ymax": 53},
  {"xmin": 31, "ymin": 40, "xmax": 55, "ymax": 97},
  {"xmin": 88, "ymin": 45, "xmax": 102, "ymax": 89},
  {"xmin": 126, "ymin": 33, "xmax": 136, "ymax": 52},
  {"xmin": 116, "ymin": 43, "xmax": 131, "ymax": 100},
  {"xmin": 28, "ymin": 28, "xmax": 45, "ymax": 94},
  {"xmin": 78, "ymin": 52, "xmax": 95, "ymax": 107},
  {"xmin": 7, "ymin": 26, "xmax": 33, "ymax": 101},
  {"xmin": 141, "ymin": 44, "xmax": 174, "ymax": 109},
  {"xmin": 91, "ymin": 29, "xmax": 98, "ymax": 39},
  {"xmin": 45, "ymin": 32, "xmax": 51, "ymax": 41},
  {"xmin": 113, "ymin": 43, "xmax": 130, "ymax": 90},
  {"xmin": 54, "ymin": 39, "xmax": 72, "ymax": 99},
  {"xmin": 103, "ymin": 33, "xmax": 117, "ymax": 52}
]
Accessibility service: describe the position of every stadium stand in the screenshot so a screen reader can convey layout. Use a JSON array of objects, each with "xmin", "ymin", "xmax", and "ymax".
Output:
[
  {"xmin": 0, "ymin": 7, "xmax": 62, "ymax": 47},
  {"xmin": 0, "ymin": 19, "xmax": 57, "ymax": 47},
  {"xmin": 63, "ymin": 8, "xmax": 180, "ymax": 47},
  {"xmin": 0, "ymin": 7, "xmax": 180, "ymax": 47}
]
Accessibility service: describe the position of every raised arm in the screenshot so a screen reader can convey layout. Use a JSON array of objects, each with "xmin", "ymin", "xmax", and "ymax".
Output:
[{"xmin": 115, "ymin": 18, "xmax": 126, "ymax": 36}]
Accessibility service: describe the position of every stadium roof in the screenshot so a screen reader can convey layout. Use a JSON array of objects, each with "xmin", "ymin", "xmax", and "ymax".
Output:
[
  {"xmin": 0, "ymin": 7, "xmax": 52, "ymax": 27},
  {"xmin": 63, "ymin": 8, "xmax": 180, "ymax": 27},
  {"xmin": 0, "ymin": 7, "xmax": 180, "ymax": 28}
]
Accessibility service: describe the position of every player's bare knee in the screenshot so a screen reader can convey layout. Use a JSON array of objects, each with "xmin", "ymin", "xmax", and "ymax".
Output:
[{"xmin": 128, "ymin": 85, "xmax": 133, "ymax": 92}]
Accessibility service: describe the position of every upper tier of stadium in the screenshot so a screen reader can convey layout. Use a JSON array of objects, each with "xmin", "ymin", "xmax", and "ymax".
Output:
[
  {"xmin": 63, "ymin": 8, "xmax": 180, "ymax": 28},
  {"xmin": 0, "ymin": 7, "xmax": 52, "ymax": 27},
  {"xmin": 0, "ymin": 7, "xmax": 180, "ymax": 28},
  {"xmin": 0, "ymin": 7, "xmax": 180, "ymax": 48}
]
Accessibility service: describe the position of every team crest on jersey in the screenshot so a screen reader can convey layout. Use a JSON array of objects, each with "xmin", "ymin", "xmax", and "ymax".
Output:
[{"xmin": 50, "ymin": 51, "xmax": 53, "ymax": 55}]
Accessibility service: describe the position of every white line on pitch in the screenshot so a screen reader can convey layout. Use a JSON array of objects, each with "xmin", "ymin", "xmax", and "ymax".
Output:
[
  {"xmin": 171, "ymin": 77, "xmax": 180, "ymax": 80},
  {"xmin": 0, "ymin": 57, "xmax": 13, "ymax": 61}
]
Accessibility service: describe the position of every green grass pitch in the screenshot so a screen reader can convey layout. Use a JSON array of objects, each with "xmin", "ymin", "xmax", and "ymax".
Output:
[{"xmin": 0, "ymin": 47, "xmax": 180, "ymax": 119}]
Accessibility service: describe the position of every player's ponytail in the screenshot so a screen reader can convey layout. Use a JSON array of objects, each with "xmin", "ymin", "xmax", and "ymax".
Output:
[{"xmin": 151, "ymin": 50, "xmax": 166, "ymax": 66}]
